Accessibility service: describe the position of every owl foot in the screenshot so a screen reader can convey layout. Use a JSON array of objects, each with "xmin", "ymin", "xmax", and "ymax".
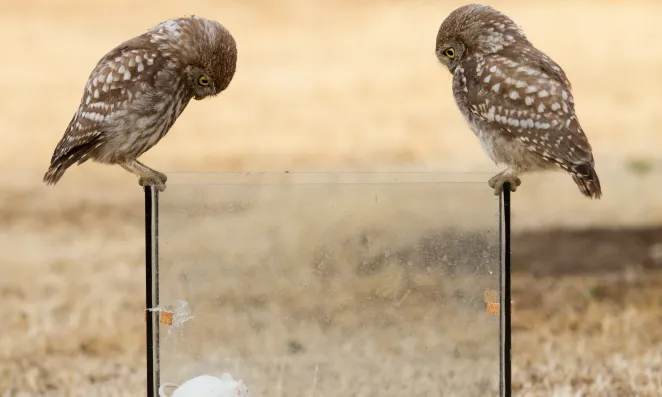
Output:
[
  {"xmin": 121, "ymin": 160, "xmax": 168, "ymax": 192},
  {"xmin": 139, "ymin": 171, "xmax": 167, "ymax": 192},
  {"xmin": 488, "ymin": 170, "xmax": 521, "ymax": 196},
  {"xmin": 139, "ymin": 175, "xmax": 167, "ymax": 192}
]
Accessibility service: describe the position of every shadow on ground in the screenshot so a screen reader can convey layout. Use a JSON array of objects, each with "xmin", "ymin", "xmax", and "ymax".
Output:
[{"xmin": 513, "ymin": 227, "xmax": 662, "ymax": 276}]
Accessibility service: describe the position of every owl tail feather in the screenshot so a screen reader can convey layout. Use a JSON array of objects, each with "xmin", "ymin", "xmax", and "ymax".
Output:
[
  {"xmin": 43, "ymin": 142, "xmax": 98, "ymax": 186},
  {"xmin": 43, "ymin": 165, "xmax": 66, "ymax": 186},
  {"xmin": 571, "ymin": 162, "xmax": 602, "ymax": 200}
]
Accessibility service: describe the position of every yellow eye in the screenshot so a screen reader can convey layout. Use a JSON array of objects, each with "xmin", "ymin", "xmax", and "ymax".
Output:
[
  {"xmin": 444, "ymin": 48, "xmax": 456, "ymax": 59},
  {"xmin": 198, "ymin": 76, "xmax": 210, "ymax": 86}
]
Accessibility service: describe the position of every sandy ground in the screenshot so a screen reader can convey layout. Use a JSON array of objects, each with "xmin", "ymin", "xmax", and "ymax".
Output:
[{"xmin": 1, "ymin": 0, "xmax": 662, "ymax": 396}]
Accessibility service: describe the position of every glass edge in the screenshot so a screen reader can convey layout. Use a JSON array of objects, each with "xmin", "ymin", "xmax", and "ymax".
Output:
[{"xmin": 161, "ymin": 171, "xmax": 498, "ymax": 186}]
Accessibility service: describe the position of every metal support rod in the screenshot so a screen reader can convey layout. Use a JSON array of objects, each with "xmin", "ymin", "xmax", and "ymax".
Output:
[
  {"xmin": 145, "ymin": 186, "xmax": 160, "ymax": 397},
  {"xmin": 499, "ymin": 183, "xmax": 512, "ymax": 397}
]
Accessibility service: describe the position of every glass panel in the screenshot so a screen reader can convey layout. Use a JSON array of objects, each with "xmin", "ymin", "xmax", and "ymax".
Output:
[{"xmin": 152, "ymin": 172, "xmax": 503, "ymax": 396}]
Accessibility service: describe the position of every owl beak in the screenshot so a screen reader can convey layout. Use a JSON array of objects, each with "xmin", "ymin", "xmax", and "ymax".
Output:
[{"xmin": 194, "ymin": 96, "xmax": 204, "ymax": 101}]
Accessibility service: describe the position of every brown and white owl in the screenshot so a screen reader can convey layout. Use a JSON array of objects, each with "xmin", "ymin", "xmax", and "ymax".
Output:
[
  {"xmin": 43, "ymin": 16, "xmax": 237, "ymax": 192},
  {"xmin": 435, "ymin": 4, "xmax": 601, "ymax": 199}
]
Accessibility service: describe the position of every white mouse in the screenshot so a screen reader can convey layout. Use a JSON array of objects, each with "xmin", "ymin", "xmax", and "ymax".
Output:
[{"xmin": 159, "ymin": 373, "xmax": 250, "ymax": 397}]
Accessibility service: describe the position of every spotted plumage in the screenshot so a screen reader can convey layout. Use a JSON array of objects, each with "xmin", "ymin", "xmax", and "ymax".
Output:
[
  {"xmin": 436, "ymin": 4, "xmax": 601, "ymax": 198},
  {"xmin": 44, "ymin": 16, "xmax": 237, "ymax": 191}
]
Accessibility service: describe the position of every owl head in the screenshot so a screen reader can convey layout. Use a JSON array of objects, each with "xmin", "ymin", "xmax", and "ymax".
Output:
[
  {"xmin": 151, "ymin": 16, "xmax": 238, "ymax": 101},
  {"xmin": 435, "ymin": 4, "xmax": 528, "ymax": 72}
]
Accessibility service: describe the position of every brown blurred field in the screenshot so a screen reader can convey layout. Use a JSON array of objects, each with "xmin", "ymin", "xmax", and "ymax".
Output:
[{"xmin": 1, "ymin": 0, "xmax": 662, "ymax": 396}]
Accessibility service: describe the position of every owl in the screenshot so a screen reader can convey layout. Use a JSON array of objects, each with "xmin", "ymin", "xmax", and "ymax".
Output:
[
  {"xmin": 43, "ymin": 16, "xmax": 237, "ymax": 192},
  {"xmin": 435, "ymin": 4, "xmax": 601, "ymax": 199}
]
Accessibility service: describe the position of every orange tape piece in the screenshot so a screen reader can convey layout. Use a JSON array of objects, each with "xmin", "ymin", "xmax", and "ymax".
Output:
[
  {"xmin": 485, "ymin": 302, "xmax": 514, "ymax": 315},
  {"xmin": 144, "ymin": 310, "xmax": 174, "ymax": 325},
  {"xmin": 160, "ymin": 311, "xmax": 173, "ymax": 325},
  {"xmin": 486, "ymin": 302, "xmax": 500, "ymax": 316}
]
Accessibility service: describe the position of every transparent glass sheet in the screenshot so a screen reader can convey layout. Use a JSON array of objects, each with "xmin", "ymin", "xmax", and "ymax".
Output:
[{"xmin": 152, "ymin": 172, "xmax": 504, "ymax": 396}]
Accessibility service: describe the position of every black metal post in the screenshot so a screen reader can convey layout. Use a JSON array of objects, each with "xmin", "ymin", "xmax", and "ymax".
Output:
[
  {"xmin": 499, "ymin": 183, "xmax": 512, "ymax": 397},
  {"xmin": 145, "ymin": 186, "xmax": 160, "ymax": 397}
]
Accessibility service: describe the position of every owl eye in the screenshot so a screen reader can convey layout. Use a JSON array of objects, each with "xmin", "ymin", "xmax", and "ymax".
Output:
[
  {"xmin": 198, "ymin": 76, "xmax": 210, "ymax": 86},
  {"xmin": 444, "ymin": 48, "xmax": 456, "ymax": 59}
]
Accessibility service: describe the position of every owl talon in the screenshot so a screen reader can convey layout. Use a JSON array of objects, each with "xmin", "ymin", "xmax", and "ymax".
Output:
[
  {"xmin": 139, "ymin": 176, "xmax": 167, "ymax": 192},
  {"xmin": 154, "ymin": 171, "xmax": 168, "ymax": 185},
  {"xmin": 488, "ymin": 173, "xmax": 521, "ymax": 196}
]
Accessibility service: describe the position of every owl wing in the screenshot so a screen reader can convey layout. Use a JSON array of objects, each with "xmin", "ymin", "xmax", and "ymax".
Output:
[
  {"xmin": 461, "ymin": 55, "xmax": 594, "ymax": 170},
  {"xmin": 47, "ymin": 38, "xmax": 161, "ymax": 172}
]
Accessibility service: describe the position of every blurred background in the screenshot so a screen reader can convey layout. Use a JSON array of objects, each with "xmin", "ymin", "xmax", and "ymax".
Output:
[{"xmin": 1, "ymin": 0, "xmax": 661, "ymax": 395}]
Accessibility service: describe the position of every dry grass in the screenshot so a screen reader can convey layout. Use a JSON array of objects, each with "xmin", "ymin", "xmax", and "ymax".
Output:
[{"xmin": 1, "ymin": 0, "xmax": 662, "ymax": 396}]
